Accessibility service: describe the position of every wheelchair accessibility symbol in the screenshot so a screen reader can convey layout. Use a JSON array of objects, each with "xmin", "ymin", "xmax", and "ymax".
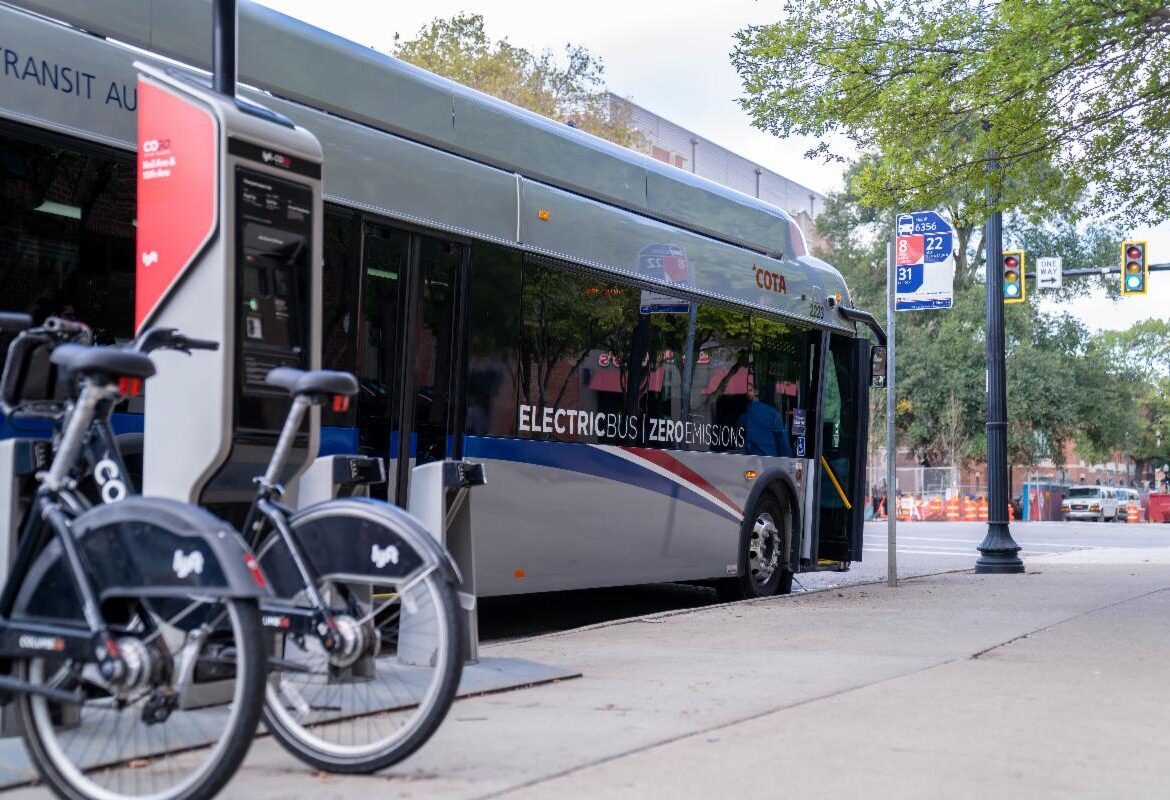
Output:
[{"xmin": 795, "ymin": 436, "xmax": 806, "ymax": 458}]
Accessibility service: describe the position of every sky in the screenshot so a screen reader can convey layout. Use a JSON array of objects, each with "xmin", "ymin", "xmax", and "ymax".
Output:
[{"xmin": 256, "ymin": 0, "xmax": 1168, "ymax": 332}]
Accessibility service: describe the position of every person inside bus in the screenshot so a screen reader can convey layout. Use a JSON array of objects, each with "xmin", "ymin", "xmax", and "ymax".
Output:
[{"xmin": 736, "ymin": 380, "xmax": 793, "ymax": 457}]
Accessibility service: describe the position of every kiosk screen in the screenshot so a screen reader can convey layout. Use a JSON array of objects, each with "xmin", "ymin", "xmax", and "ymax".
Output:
[{"xmin": 235, "ymin": 167, "xmax": 313, "ymax": 433}]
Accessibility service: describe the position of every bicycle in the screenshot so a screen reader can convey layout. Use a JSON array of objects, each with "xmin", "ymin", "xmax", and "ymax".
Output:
[
  {"xmin": 0, "ymin": 312, "xmax": 269, "ymax": 800},
  {"xmin": 221, "ymin": 366, "xmax": 466, "ymax": 772},
  {"xmin": 13, "ymin": 317, "xmax": 467, "ymax": 774}
]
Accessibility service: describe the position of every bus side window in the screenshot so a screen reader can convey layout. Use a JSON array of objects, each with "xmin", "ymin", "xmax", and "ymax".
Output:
[
  {"xmin": 466, "ymin": 243, "xmax": 523, "ymax": 438},
  {"xmin": 749, "ymin": 316, "xmax": 805, "ymax": 458}
]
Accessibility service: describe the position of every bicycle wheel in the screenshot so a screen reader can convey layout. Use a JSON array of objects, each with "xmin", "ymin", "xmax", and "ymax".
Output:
[
  {"xmin": 16, "ymin": 595, "xmax": 266, "ymax": 800},
  {"xmin": 258, "ymin": 502, "xmax": 462, "ymax": 773},
  {"xmin": 10, "ymin": 497, "xmax": 269, "ymax": 800}
]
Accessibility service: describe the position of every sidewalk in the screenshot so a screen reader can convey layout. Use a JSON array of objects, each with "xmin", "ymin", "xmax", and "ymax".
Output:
[{"xmin": 5, "ymin": 547, "xmax": 1170, "ymax": 798}]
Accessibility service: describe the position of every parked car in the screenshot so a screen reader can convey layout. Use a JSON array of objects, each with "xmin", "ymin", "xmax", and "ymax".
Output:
[
  {"xmin": 1061, "ymin": 486, "xmax": 1120, "ymax": 522},
  {"xmin": 1116, "ymin": 488, "xmax": 1141, "ymax": 522}
]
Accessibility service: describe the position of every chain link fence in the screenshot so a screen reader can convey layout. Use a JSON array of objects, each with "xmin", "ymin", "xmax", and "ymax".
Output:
[{"xmin": 867, "ymin": 466, "xmax": 958, "ymax": 497}]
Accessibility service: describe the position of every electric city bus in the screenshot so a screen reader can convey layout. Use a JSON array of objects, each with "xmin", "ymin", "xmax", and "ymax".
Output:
[{"xmin": 0, "ymin": 1, "xmax": 884, "ymax": 599}]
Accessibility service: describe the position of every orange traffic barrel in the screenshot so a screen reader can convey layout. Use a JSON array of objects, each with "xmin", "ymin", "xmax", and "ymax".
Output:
[
  {"xmin": 1127, "ymin": 503, "xmax": 1141, "ymax": 524},
  {"xmin": 978, "ymin": 497, "xmax": 989, "ymax": 522},
  {"xmin": 946, "ymin": 497, "xmax": 960, "ymax": 522},
  {"xmin": 962, "ymin": 497, "xmax": 978, "ymax": 522},
  {"xmin": 928, "ymin": 496, "xmax": 944, "ymax": 520}
]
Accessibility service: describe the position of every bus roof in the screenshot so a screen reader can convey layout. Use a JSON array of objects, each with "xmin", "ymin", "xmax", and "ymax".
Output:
[
  {"xmin": 6, "ymin": 0, "xmax": 857, "ymax": 329},
  {"xmin": 17, "ymin": 2, "xmax": 831, "ymax": 255}
]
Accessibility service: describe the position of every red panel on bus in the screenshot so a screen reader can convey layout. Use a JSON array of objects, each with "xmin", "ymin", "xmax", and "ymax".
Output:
[{"xmin": 135, "ymin": 79, "xmax": 218, "ymax": 332}]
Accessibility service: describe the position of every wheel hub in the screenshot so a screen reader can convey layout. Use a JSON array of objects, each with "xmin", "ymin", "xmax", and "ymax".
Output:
[
  {"xmin": 327, "ymin": 615, "xmax": 367, "ymax": 669},
  {"xmin": 114, "ymin": 637, "xmax": 155, "ymax": 693},
  {"xmin": 749, "ymin": 512, "xmax": 782, "ymax": 585}
]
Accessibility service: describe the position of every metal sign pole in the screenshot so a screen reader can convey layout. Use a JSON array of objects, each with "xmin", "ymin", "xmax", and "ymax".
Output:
[{"xmin": 886, "ymin": 235, "xmax": 897, "ymax": 588}]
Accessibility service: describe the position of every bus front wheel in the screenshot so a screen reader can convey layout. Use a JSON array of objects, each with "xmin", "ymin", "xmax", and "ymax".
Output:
[{"xmin": 717, "ymin": 490, "xmax": 793, "ymax": 601}]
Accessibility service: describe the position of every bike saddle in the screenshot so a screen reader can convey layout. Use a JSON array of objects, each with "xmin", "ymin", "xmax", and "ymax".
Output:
[
  {"xmin": 50, "ymin": 344, "xmax": 156, "ymax": 381},
  {"xmin": 265, "ymin": 367, "xmax": 358, "ymax": 398}
]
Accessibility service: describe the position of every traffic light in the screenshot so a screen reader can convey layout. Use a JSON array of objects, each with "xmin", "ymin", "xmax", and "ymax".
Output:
[
  {"xmin": 1121, "ymin": 241, "xmax": 1147, "ymax": 295},
  {"xmin": 1002, "ymin": 250, "xmax": 1025, "ymax": 304}
]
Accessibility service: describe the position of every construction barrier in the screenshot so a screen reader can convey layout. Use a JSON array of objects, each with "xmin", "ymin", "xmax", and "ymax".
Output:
[
  {"xmin": 877, "ymin": 494, "xmax": 1170, "ymax": 523},
  {"xmin": 926, "ymin": 496, "xmax": 944, "ymax": 521},
  {"xmin": 879, "ymin": 494, "xmax": 1023, "ymax": 523},
  {"xmin": 946, "ymin": 497, "xmax": 961, "ymax": 522},
  {"xmin": 962, "ymin": 497, "xmax": 979, "ymax": 522}
]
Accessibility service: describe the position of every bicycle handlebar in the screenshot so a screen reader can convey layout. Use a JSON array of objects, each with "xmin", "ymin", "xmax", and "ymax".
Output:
[
  {"xmin": 43, "ymin": 317, "xmax": 93, "ymax": 342},
  {"xmin": 181, "ymin": 336, "xmax": 220, "ymax": 352},
  {"xmin": 133, "ymin": 327, "xmax": 220, "ymax": 354},
  {"xmin": 0, "ymin": 312, "xmax": 33, "ymax": 333}
]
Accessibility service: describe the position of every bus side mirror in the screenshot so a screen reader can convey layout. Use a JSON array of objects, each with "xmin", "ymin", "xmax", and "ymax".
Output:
[{"xmin": 870, "ymin": 346, "xmax": 887, "ymax": 388}]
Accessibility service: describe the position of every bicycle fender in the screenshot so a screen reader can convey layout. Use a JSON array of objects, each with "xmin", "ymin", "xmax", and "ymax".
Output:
[
  {"xmin": 263, "ymin": 498, "xmax": 459, "ymax": 598},
  {"xmin": 13, "ymin": 497, "xmax": 268, "ymax": 621}
]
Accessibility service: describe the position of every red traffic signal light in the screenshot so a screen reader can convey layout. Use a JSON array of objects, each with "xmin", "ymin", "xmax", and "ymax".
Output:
[
  {"xmin": 1003, "ymin": 250, "xmax": 1025, "ymax": 304},
  {"xmin": 1121, "ymin": 241, "xmax": 1147, "ymax": 295}
]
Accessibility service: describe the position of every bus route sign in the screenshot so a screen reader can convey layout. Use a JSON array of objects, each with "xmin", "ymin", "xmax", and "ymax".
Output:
[{"xmin": 894, "ymin": 211, "xmax": 953, "ymax": 311}]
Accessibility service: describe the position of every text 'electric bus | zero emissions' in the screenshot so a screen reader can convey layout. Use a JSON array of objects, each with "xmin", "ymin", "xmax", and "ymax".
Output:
[{"xmin": 0, "ymin": 0, "xmax": 884, "ymax": 600}]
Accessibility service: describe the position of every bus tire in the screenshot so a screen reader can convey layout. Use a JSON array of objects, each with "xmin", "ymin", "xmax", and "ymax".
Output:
[{"xmin": 717, "ymin": 490, "xmax": 792, "ymax": 601}]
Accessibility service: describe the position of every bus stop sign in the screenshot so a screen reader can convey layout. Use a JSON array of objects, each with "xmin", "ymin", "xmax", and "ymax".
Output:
[{"xmin": 894, "ymin": 212, "xmax": 953, "ymax": 311}]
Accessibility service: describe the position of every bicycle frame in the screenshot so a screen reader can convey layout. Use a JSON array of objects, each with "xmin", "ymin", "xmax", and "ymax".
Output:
[
  {"xmin": 0, "ymin": 374, "xmax": 270, "ymax": 700},
  {"xmin": 239, "ymin": 396, "xmax": 360, "ymax": 643},
  {"xmin": 0, "ymin": 382, "xmax": 137, "ymax": 687}
]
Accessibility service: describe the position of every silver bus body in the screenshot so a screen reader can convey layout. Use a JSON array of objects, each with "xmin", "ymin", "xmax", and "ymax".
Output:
[{"xmin": 0, "ymin": 1, "xmax": 867, "ymax": 596}]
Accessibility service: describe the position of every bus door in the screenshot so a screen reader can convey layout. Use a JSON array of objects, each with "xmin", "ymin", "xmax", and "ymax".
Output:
[
  {"xmin": 814, "ymin": 333, "xmax": 871, "ymax": 563},
  {"xmin": 357, "ymin": 220, "xmax": 470, "ymax": 505}
]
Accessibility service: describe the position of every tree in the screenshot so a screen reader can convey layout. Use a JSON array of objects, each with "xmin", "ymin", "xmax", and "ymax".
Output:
[
  {"xmin": 394, "ymin": 13, "xmax": 643, "ymax": 148},
  {"xmin": 815, "ymin": 164, "xmax": 1123, "ymax": 472},
  {"xmin": 1082, "ymin": 319, "xmax": 1170, "ymax": 481},
  {"xmin": 733, "ymin": 1, "xmax": 1170, "ymax": 223}
]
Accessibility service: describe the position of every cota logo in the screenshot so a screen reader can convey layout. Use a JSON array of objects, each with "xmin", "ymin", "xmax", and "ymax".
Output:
[{"xmin": 753, "ymin": 264, "xmax": 787, "ymax": 294}]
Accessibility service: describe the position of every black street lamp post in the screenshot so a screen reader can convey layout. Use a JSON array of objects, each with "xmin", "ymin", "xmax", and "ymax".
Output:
[{"xmin": 976, "ymin": 200, "xmax": 1024, "ymax": 573}]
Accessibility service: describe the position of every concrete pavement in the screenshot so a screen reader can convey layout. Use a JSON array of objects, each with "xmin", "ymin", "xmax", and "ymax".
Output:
[{"xmin": 3, "ymin": 539, "xmax": 1169, "ymax": 798}]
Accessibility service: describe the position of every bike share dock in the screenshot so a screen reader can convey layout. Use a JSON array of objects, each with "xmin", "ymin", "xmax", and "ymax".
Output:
[{"xmin": 0, "ymin": 452, "xmax": 577, "ymax": 791}]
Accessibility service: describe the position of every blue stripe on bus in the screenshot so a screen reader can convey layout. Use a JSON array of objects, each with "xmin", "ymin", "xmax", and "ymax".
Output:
[
  {"xmin": 388, "ymin": 431, "xmax": 418, "ymax": 458},
  {"xmin": 2, "ymin": 411, "xmax": 143, "ymax": 440},
  {"xmin": 0, "ymin": 414, "xmax": 51, "ymax": 440},
  {"xmin": 463, "ymin": 436, "xmax": 740, "ymax": 524},
  {"xmin": 320, "ymin": 425, "xmax": 359, "ymax": 456},
  {"xmin": 111, "ymin": 412, "xmax": 143, "ymax": 434}
]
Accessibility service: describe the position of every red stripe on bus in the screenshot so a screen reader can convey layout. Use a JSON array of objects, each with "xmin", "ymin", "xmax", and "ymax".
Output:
[{"xmin": 621, "ymin": 447, "xmax": 742, "ymax": 516}]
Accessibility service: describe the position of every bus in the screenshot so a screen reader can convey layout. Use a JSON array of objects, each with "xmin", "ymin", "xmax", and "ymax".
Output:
[{"xmin": 0, "ymin": 0, "xmax": 885, "ymax": 599}]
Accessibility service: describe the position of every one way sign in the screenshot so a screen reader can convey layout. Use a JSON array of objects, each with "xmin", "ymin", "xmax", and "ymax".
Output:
[{"xmin": 1036, "ymin": 256, "xmax": 1062, "ymax": 289}]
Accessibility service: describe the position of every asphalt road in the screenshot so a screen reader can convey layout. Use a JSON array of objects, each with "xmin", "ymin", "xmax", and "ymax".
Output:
[{"xmin": 478, "ymin": 519, "xmax": 1170, "ymax": 641}]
